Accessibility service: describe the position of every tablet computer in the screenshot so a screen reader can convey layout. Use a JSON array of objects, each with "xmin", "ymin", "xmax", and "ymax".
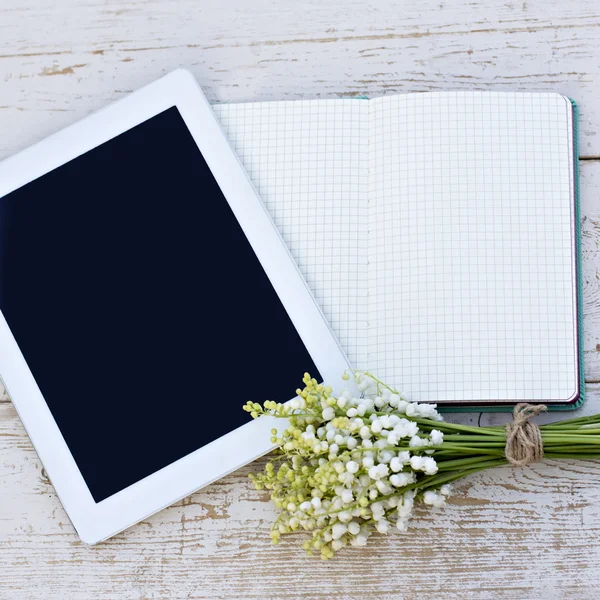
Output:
[{"xmin": 0, "ymin": 69, "xmax": 350, "ymax": 544}]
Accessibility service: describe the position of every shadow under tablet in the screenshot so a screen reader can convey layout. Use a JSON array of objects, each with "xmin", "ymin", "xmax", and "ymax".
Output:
[{"xmin": 0, "ymin": 106, "xmax": 320, "ymax": 502}]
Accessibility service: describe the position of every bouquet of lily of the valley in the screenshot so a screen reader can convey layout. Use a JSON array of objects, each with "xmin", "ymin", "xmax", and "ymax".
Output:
[{"xmin": 244, "ymin": 372, "xmax": 600, "ymax": 559}]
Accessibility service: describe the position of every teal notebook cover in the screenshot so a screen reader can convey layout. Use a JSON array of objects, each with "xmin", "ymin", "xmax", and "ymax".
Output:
[{"xmin": 444, "ymin": 98, "xmax": 584, "ymax": 413}]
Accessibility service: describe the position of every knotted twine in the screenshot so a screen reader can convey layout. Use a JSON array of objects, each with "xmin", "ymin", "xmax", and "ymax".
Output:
[{"xmin": 504, "ymin": 403, "xmax": 547, "ymax": 467}]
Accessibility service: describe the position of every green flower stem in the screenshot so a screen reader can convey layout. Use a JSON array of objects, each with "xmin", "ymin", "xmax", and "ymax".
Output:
[
  {"xmin": 543, "ymin": 445, "xmax": 600, "ymax": 452},
  {"xmin": 544, "ymin": 453, "xmax": 600, "ymax": 459},
  {"xmin": 541, "ymin": 422, "xmax": 600, "ymax": 430},
  {"xmin": 346, "ymin": 444, "xmax": 503, "ymax": 455},
  {"xmin": 541, "ymin": 434, "xmax": 600, "ymax": 444},
  {"xmin": 442, "ymin": 434, "xmax": 506, "ymax": 442},
  {"xmin": 410, "ymin": 418, "xmax": 502, "ymax": 436},
  {"xmin": 418, "ymin": 460, "xmax": 509, "ymax": 489},
  {"xmin": 541, "ymin": 415, "xmax": 600, "ymax": 428},
  {"xmin": 541, "ymin": 428, "xmax": 600, "ymax": 435},
  {"xmin": 435, "ymin": 456, "xmax": 507, "ymax": 471},
  {"xmin": 431, "ymin": 450, "xmax": 487, "ymax": 458},
  {"xmin": 437, "ymin": 440, "xmax": 507, "ymax": 446},
  {"xmin": 433, "ymin": 446, "xmax": 504, "ymax": 456}
]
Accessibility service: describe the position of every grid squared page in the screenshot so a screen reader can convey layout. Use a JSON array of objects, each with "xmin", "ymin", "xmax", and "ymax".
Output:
[
  {"xmin": 212, "ymin": 100, "xmax": 368, "ymax": 367},
  {"xmin": 368, "ymin": 92, "xmax": 577, "ymax": 403}
]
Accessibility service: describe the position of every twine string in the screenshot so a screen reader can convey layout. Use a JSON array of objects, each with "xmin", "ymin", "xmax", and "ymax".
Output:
[{"xmin": 504, "ymin": 403, "xmax": 547, "ymax": 467}]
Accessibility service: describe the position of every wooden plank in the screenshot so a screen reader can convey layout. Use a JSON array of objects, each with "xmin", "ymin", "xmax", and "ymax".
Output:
[
  {"xmin": 2, "ymin": 388, "xmax": 600, "ymax": 598},
  {"xmin": 0, "ymin": 0, "xmax": 599, "ymax": 158},
  {"xmin": 580, "ymin": 160, "xmax": 600, "ymax": 382}
]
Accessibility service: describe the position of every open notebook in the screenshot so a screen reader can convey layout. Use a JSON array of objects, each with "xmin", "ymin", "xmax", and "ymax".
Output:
[{"xmin": 212, "ymin": 93, "xmax": 582, "ymax": 409}]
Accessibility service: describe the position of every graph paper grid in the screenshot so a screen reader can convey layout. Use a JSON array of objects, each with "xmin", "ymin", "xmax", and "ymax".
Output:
[
  {"xmin": 368, "ymin": 92, "xmax": 577, "ymax": 403},
  {"xmin": 213, "ymin": 100, "xmax": 369, "ymax": 368}
]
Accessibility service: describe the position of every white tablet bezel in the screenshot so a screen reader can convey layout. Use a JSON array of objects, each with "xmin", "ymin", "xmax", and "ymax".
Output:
[{"xmin": 0, "ymin": 69, "xmax": 351, "ymax": 544}]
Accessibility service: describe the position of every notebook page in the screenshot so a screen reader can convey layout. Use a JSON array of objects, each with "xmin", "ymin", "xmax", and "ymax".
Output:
[
  {"xmin": 213, "ymin": 100, "xmax": 369, "ymax": 367},
  {"xmin": 368, "ymin": 92, "xmax": 577, "ymax": 403}
]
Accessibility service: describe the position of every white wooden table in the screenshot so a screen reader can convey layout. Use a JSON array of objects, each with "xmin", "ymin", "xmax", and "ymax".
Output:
[{"xmin": 1, "ymin": 1, "xmax": 600, "ymax": 598}]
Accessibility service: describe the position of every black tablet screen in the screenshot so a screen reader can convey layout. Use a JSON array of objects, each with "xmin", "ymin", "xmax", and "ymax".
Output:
[{"xmin": 0, "ymin": 107, "xmax": 321, "ymax": 502}]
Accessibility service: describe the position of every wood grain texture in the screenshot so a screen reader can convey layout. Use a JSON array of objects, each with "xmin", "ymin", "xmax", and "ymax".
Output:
[
  {"xmin": 1, "ymin": 0, "xmax": 600, "ymax": 597},
  {"xmin": 0, "ymin": 0, "xmax": 600, "ymax": 159},
  {"xmin": 577, "ymin": 161, "xmax": 600, "ymax": 383},
  {"xmin": 3, "ymin": 390, "xmax": 600, "ymax": 600}
]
